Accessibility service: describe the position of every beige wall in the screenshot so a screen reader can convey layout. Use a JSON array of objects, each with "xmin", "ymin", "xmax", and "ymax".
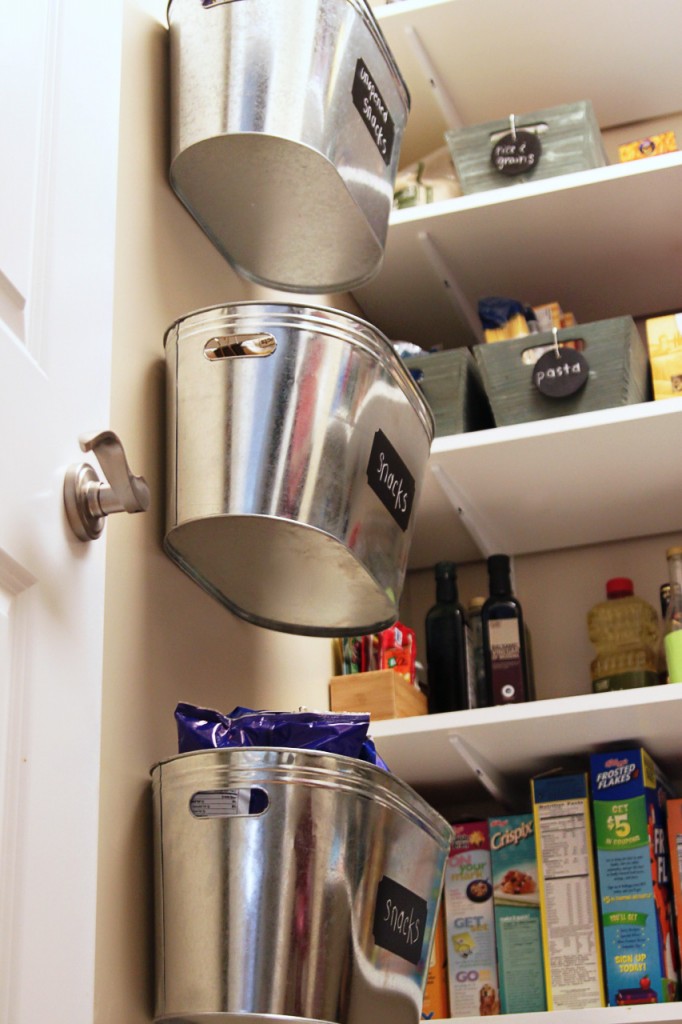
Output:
[
  {"xmin": 94, "ymin": 2, "xmax": 357, "ymax": 1018},
  {"xmin": 94, "ymin": 5, "xmax": 682, "ymax": 1020}
]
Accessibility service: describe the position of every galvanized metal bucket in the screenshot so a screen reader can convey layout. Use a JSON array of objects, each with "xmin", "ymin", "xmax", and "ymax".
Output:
[
  {"xmin": 167, "ymin": 0, "xmax": 410, "ymax": 293},
  {"xmin": 163, "ymin": 302, "xmax": 434, "ymax": 636},
  {"xmin": 152, "ymin": 747, "xmax": 452, "ymax": 1024}
]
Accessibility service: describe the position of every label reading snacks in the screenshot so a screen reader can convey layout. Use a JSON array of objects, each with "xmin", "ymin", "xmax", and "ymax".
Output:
[
  {"xmin": 352, "ymin": 58, "xmax": 395, "ymax": 166},
  {"xmin": 373, "ymin": 875, "xmax": 427, "ymax": 964},
  {"xmin": 366, "ymin": 429, "xmax": 415, "ymax": 532}
]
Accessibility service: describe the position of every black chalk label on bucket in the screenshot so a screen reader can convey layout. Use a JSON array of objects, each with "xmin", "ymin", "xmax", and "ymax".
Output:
[
  {"xmin": 373, "ymin": 875, "xmax": 427, "ymax": 964},
  {"xmin": 352, "ymin": 58, "xmax": 395, "ymax": 166},
  {"xmin": 366, "ymin": 429, "xmax": 415, "ymax": 532}
]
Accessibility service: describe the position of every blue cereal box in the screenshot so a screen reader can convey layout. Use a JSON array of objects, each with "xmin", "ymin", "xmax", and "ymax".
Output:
[
  {"xmin": 590, "ymin": 748, "xmax": 679, "ymax": 1006},
  {"xmin": 489, "ymin": 814, "xmax": 547, "ymax": 1013},
  {"xmin": 443, "ymin": 821, "xmax": 500, "ymax": 1017}
]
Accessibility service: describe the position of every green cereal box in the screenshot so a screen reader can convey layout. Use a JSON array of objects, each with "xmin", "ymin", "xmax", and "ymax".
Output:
[
  {"xmin": 489, "ymin": 813, "xmax": 547, "ymax": 1014},
  {"xmin": 443, "ymin": 821, "xmax": 500, "ymax": 1017},
  {"xmin": 590, "ymin": 748, "xmax": 679, "ymax": 1006}
]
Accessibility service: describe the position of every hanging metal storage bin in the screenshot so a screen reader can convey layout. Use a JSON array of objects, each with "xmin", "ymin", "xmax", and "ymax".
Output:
[
  {"xmin": 163, "ymin": 302, "xmax": 434, "ymax": 636},
  {"xmin": 152, "ymin": 747, "xmax": 453, "ymax": 1024},
  {"xmin": 167, "ymin": 0, "xmax": 410, "ymax": 293}
]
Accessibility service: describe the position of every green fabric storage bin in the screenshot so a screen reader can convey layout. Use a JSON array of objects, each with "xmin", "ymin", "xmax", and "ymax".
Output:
[{"xmin": 472, "ymin": 316, "xmax": 651, "ymax": 427}]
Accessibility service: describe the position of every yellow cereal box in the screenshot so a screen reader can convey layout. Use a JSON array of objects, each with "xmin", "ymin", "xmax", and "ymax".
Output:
[
  {"xmin": 532, "ymin": 772, "xmax": 605, "ymax": 1010},
  {"xmin": 619, "ymin": 131, "xmax": 677, "ymax": 163},
  {"xmin": 646, "ymin": 313, "xmax": 682, "ymax": 400}
]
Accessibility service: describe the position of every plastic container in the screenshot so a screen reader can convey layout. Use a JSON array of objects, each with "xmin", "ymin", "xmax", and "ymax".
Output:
[{"xmin": 587, "ymin": 577, "xmax": 660, "ymax": 692}]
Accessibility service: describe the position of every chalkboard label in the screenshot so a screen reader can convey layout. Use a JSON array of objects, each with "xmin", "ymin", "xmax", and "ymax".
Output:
[
  {"xmin": 533, "ymin": 346, "xmax": 589, "ymax": 398},
  {"xmin": 352, "ymin": 58, "xmax": 395, "ymax": 166},
  {"xmin": 491, "ymin": 129, "xmax": 541, "ymax": 176},
  {"xmin": 366, "ymin": 429, "xmax": 415, "ymax": 532},
  {"xmin": 373, "ymin": 875, "xmax": 427, "ymax": 964}
]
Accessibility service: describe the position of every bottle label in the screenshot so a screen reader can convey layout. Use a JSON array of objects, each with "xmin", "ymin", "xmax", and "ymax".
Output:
[
  {"xmin": 665, "ymin": 630, "xmax": 682, "ymax": 684},
  {"xmin": 489, "ymin": 619, "xmax": 523, "ymax": 703}
]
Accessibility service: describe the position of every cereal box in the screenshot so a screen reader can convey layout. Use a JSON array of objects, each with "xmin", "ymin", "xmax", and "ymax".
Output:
[
  {"xmin": 489, "ymin": 814, "xmax": 546, "ymax": 1014},
  {"xmin": 666, "ymin": 798, "xmax": 682, "ymax": 979},
  {"xmin": 532, "ymin": 773, "xmax": 605, "ymax": 1010},
  {"xmin": 443, "ymin": 821, "xmax": 500, "ymax": 1017},
  {"xmin": 619, "ymin": 131, "xmax": 677, "ymax": 163},
  {"xmin": 646, "ymin": 313, "xmax": 682, "ymax": 400},
  {"xmin": 421, "ymin": 900, "xmax": 449, "ymax": 1020},
  {"xmin": 590, "ymin": 748, "xmax": 679, "ymax": 1006}
]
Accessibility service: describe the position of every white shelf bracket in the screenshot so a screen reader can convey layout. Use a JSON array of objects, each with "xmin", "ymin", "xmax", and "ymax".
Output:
[
  {"xmin": 403, "ymin": 24, "xmax": 464, "ymax": 130},
  {"xmin": 448, "ymin": 732, "xmax": 518, "ymax": 808},
  {"xmin": 417, "ymin": 232, "xmax": 483, "ymax": 344},
  {"xmin": 430, "ymin": 462, "xmax": 500, "ymax": 557}
]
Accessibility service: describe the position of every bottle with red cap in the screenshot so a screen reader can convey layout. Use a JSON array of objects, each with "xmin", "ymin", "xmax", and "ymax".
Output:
[{"xmin": 587, "ymin": 577, "xmax": 660, "ymax": 692}]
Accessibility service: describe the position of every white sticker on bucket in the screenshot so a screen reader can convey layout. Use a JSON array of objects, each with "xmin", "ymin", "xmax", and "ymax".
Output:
[{"xmin": 189, "ymin": 788, "xmax": 261, "ymax": 818}]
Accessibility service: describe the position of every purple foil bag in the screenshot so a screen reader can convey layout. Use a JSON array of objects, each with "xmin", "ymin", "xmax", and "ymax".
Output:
[{"xmin": 175, "ymin": 703, "xmax": 389, "ymax": 771}]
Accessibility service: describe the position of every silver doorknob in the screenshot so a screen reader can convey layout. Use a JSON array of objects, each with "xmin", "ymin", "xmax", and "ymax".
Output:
[{"xmin": 64, "ymin": 430, "xmax": 150, "ymax": 541}]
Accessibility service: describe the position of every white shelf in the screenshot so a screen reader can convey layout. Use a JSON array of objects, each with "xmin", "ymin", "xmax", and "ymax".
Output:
[
  {"xmin": 353, "ymin": 154, "xmax": 682, "ymax": 347},
  {"xmin": 426, "ymin": 1006, "xmax": 682, "ymax": 1024},
  {"xmin": 374, "ymin": 0, "xmax": 682, "ymax": 170},
  {"xmin": 408, "ymin": 399, "xmax": 682, "ymax": 569},
  {"xmin": 371, "ymin": 685, "xmax": 682, "ymax": 802}
]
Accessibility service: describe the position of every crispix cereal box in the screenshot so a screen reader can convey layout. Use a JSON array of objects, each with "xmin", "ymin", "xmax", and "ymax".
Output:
[
  {"xmin": 489, "ymin": 814, "xmax": 547, "ymax": 1014},
  {"xmin": 443, "ymin": 821, "xmax": 500, "ymax": 1017},
  {"xmin": 590, "ymin": 748, "xmax": 679, "ymax": 1006}
]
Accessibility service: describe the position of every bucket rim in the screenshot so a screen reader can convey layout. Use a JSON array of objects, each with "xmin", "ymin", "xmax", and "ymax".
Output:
[
  {"xmin": 150, "ymin": 745, "xmax": 453, "ymax": 847},
  {"xmin": 163, "ymin": 300, "xmax": 435, "ymax": 442},
  {"xmin": 166, "ymin": 0, "xmax": 410, "ymax": 116}
]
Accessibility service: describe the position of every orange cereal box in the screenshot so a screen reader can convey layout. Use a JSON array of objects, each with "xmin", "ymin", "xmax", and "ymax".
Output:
[
  {"xmin": 422, "ymin": 900, "xmax": 450, "ymax": 1020},
  {"xmin": 666, "ymin": 798, "xmax": 682, "ymax": 973}
]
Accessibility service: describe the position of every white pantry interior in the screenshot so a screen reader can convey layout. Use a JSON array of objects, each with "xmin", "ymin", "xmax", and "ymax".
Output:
[{"xmin": 95, "ymin": 2, "xmax": 682, "ymax": 1023}]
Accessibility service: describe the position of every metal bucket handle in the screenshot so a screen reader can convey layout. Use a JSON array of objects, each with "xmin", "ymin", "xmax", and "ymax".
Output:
[
  {"xmin": 189, "ymin": 785, "xmax": 270, "ymax": 817},
  {"xmin": 203, "ymin": 333, "xmax": 277, "ymax": 360}
]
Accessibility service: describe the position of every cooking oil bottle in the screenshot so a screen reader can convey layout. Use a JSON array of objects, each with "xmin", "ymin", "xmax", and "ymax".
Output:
[
  {"xmin": 587, "ymin": 577, "xmax": 660, "ymax": 692},
  {"xmin": 663, "ymin": 546, "xmax": 682, "ymax": 682}
]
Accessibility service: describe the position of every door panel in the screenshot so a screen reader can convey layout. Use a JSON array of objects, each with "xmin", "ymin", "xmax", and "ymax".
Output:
[{"xmin": 0, "ymin": 2, "xmax": 122, "ymax": 1021}]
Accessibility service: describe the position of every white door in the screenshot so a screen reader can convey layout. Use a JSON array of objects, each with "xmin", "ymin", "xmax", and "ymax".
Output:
[{"xmin": 0, "ymin": 3, "xmax": 122, "ymax": 1022}]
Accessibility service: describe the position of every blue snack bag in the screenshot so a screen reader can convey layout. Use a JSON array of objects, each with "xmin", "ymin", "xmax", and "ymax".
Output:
[{"xmin": 175, "ymin": 702, "xmax": 389, "ymax": 771}]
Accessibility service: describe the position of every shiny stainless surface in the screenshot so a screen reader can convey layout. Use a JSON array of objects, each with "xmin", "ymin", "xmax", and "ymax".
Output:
[
  {"xmin": 167, "ymin": 0, "xmax": 409, "ymax": 292},
  {"xmin": 152, "ymin": 748, "xmax": 452, "ymax": 1024},
  {"xmin": 164, "ymin": 302, "xmax": 434, "ymax": 636},
  {"xmin": 63, "ymin": 430, "xmax": 150, "ymax": 541}
]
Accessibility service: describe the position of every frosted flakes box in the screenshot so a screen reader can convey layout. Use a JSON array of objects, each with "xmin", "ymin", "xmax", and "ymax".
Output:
[
  {"xmin": 443, "ymin": 821, "xmax": 500, "ymax": 1017},
  {"xmin": 590, "ymin": 748, "xmax": 679, "ymax": 1006},
  {"xmin": 489, "ymin": 813, "xmax": 546, "ymax": 1014}
]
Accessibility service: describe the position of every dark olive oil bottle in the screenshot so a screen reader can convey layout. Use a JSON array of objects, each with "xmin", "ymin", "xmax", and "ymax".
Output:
[
  {"xmin": 425, "ymin": 561, "xmax": 474, "ymax": 713},
  {"xmin": 481, "ymin": 554, "xmax": 533, "ymax": 706}
]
